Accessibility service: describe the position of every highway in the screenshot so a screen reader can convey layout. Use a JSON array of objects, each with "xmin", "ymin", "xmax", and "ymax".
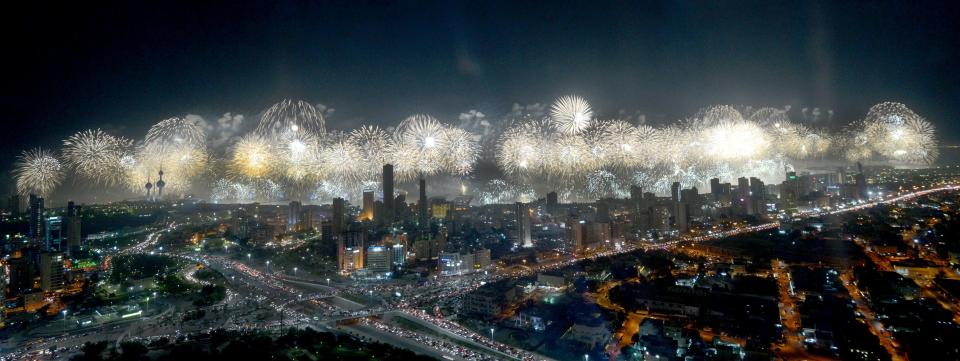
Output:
[{"xmin": 7, "ymin": 184, "xmax": 956, "ymax": 360}]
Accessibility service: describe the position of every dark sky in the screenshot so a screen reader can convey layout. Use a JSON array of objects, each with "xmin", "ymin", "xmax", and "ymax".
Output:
[{"xmin": 3, "ymin": 0, "xmax": 959, "ymax": 192}]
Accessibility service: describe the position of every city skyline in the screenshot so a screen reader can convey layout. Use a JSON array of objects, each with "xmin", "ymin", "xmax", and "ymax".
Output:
[{"xmin": 3, "ymin": 2, "xmax": 960, "ymax": 360}]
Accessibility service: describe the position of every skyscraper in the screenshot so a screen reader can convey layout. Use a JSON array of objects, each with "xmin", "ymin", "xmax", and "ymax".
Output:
[
  {"xmin": 44, "ymin": 216, "xmax": 63, "ymax": 251},
  {"xmin": 28, "ymin": 194, "xmax": 43, "ymax": 242},
  {"xmin": 516, "ymin": 202, "xmax": 532, "ymax": 248},
  {"xmin": 382, "ymin": 164, "xmax": 394, "ymax": 223},
  {"xmin": 40, "ymin": 252, "xmax": 65, "ymax": 292},
  {"xmin": 332, "ymin": 198, "xmax": 345, "ymax": 236},
  {"xmin": 709, "ymin": 178, "xmax": 721, "ymax": 201},
  {"xmin": 749, "ymin": 177, "xmax": 765, "ymax": 215},
  {"xmin": 360, "ymin": 190, "xmax": 374, "ymax": 221},
  {"xmin": 64, "ymin": 201, "xmax": 82, "ymax": 255},
  {"xmin": 671, "ymin": 182, "xmax": 681, "ymax": 203},
  {"xmin": 418, "ymin": 178, "xmax": 429, "ymax": 231},
  {"xmin": 546, "ymin": 191, "xmax": 559, "ymax": 216}
]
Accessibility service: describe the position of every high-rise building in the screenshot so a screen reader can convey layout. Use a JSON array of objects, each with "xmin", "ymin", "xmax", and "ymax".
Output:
[
  {"xmin": 44, "ymin": 216, "xmax": 63, "ymax": 251},
  {"xmin": 382, "ymin": 164, "xmax": 394, "ymax": 223},
  {"xmin": 365, "ymin": 246, "xmax": 392, "ymax": 274},
  {"xmin": 546, "ymin": 191, "xmax": 559, "ymax": 216},
  {"xmin": 7, "ymin": 252, "xmax": 35, "ymax": 295},
  {"xmin": 568, "ymin": 217, "xmax": 586, "ymax": 252},
  {"xmin": 671, "ymin": 182, "xmax": 681, "ymax": 203},
  {"xmin": 64, "ymin": 201, "xmax": 82, "ymax": 255},
  {"xmin": 749, "ymin": 177, "xmax": 765, "ymax": 215},
  {"xmin": 516, "ymin": 202, "xmax": 532, "ymax": 248},
  {"xmin": 331, "ymin": 198, "xmax": 345, "ymax": 236},
  {"xmin": 287, "ymin": 201, "xmax": 302, "ymax": 231},
  {"xmin": 418, "ymin": 178, "xmax": 429, "ymax": 231},
  {"xmin": 28, "ymin": 194, "xmax": 44, "ymax": 242},
  {"xmin": 390, "ymin": 243, "xmax": 406, "ymax": 267},
  {"xmin": 855, "ymin": 162, "xmax": 867, "ymax": 200},
  {"xmin": 337, "ymin": 226, "xmax": 366, "ymax": 273},
  {"xmin": 40, "ymin": 252, "xmax": 64, "ymax": 292},
  {"xmin": 360, "ymin": 190, "xmax": 375, "ymax": 221},
  {"xmin": 710, "ymin": 178, "xmax": 722, "ymax": 201}
]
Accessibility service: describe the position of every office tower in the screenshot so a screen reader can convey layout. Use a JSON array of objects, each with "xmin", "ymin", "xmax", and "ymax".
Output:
[
  {"xmin": 40, "ymin": 252, "xmax": 65, "ymax": 292},
  {"xmin": 418, "ymin": 178, "xmax": 429, "ymax": 230},
  {"xmin": 288, "ymin": 201, "xmax": 302, "ymax": 231},
  {"xmin": 382, "ymin": 164, "xmax": 394, "ymax": 222},
  {"xmin": 44, "ymin": 216, "xmax": 63, "ymax": 251},
  {"xmin": 546, "ymin": 191, "xmax": 559, "ymax": 216},
  {"xmin": 596, "ymin": 201, "xmax": 610, "ymax": 223},
  {"xmin": 7, "ymin": 194, "xmax": 23, "ymax": 216},
  {"xmin": 671, "ymin": 182, "xmax": 681, "ymax": 203},
  {"xmin": 332, "ymin": 198, "xmax": 345, "ymax": 236},
  {"xmin": 674, "ymin": 200, "xmax": 689, "ymax": 232},
  {"xmin": 7, "ymin": 252, "xmax": 35, "ymax": 295},
  {"xmin": 391, "ymin": 243, "xmax": 406, "ymax": 267},
  {"xmin": 516, "ymin": 202, "xmax": 532, "ymax": 248},
  {"xmin": 836, "ymin": 167, "xmax": 846, "ymax": 185},
  {"xmin": 28, "ymin": 194, "xmax": 43, "ymax": 241},
  {"xmin": 64, "ymin": 201, "xmax": 81, "ymax": 255},
  {"xmin": 737, "ymin": 177, "xmax": 750, "ymax": 196},
  {"xmin": 630, "ymin": 185, "xmax": 642, "ymax": 204},
  {"xmin": 567, "ymin": 217, "xmax": 586, "ymax": 253},
  {"xmin": 710, "ymin": 178, "xmax": 721, "ymax": 201},
  {"xmin": 365, "ymin": 246, "xmax": 392, "ymax": 274},
  {"xmin": 394, "ymin": 193, "xmax": 407, "ymax": 222},
  {"xmin": 749, "ymin": 177, "xmax": 765, "ymax": 215},
  {"xmin": 360, "ymin": 190, "xmax": 375, "ymax": 221},
  {"xmin": 338, "ymin": 226, "xmax": 366, "ymax": 273},
  {"xmin": 855, "ymin": 162, "xmax": 867, "ymax": 200},
  {"xmin": 320, "ymin": 221, "xmax": 333, "ymax": 245}
]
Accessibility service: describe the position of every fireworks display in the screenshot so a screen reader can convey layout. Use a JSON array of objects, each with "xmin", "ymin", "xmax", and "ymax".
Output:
[
  {"xmin": 15, "ymin": 97, "xmax": 939, "ymax": 203},
  {"xmin": 14, "ymin": 148, "xmax": 64, "ymax": 196},
  {"xmin": 62, "ymin": 129, "xmax": 134, "ymax": 187}
]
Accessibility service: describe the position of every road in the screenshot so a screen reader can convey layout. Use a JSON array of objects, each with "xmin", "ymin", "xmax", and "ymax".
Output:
[{"xmin": 9, "ymin": 184, "xmax": 956, "ymax": 360}]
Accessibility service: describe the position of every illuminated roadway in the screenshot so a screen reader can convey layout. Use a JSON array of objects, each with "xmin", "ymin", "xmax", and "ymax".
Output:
[{"xmin": 8, "ymin": 184, "xmax": 956, "ymax": 360}]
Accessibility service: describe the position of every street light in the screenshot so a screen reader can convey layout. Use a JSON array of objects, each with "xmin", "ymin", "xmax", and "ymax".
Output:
[
  {"xmin": 489, "ymin": 327, "xmax": 494, "ymax": 340},
  {"xmin": 326, "ymin": 278, "xmax": 330, "ymax": 286},
  {"xmin": 62, "ymin": 310, "xmax": 68, "ymax": 335},
  {"xmin": 293, "ymin": 267, "xmax": 298, "ymax": 276}
]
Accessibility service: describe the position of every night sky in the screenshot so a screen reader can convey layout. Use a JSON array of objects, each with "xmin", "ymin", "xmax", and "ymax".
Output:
[{"xmin": 3, "ymin": 0, "xmax": 959, "ymax": 192}]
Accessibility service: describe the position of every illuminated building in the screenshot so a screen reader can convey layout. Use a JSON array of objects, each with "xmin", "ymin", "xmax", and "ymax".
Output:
[
  {"xmin": 360, "ymin": 190, "xmax": 374, "ymax": 221},
  {"xmin": 40, "ymin": 252, "xmax": 64, "ymax": 292},
  {"xmin": 365, "ymin": 246, "xmax": 392, "ymax": 274}
]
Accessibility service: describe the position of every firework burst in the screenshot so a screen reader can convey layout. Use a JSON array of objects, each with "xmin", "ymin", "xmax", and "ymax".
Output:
[{"xmin": 15, "ymin": 148, "xmax": 64, "ymax": 196}]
